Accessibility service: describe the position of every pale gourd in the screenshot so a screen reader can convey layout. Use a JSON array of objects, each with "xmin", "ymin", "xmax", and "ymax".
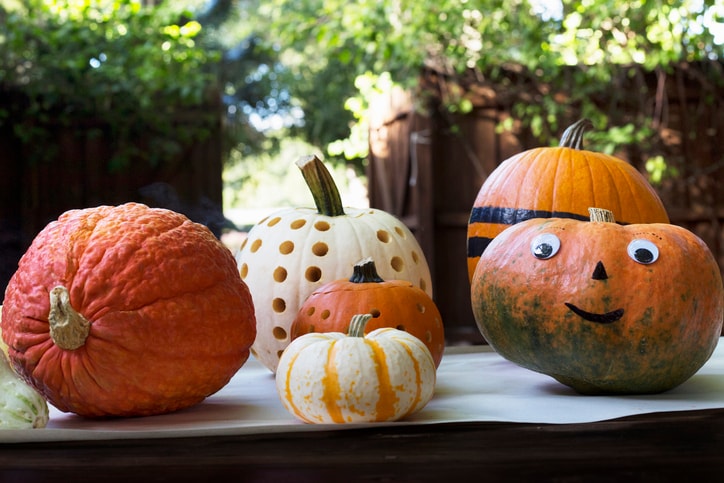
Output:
[
  {"xmin": 276, "ymin": 314, "xmax": 436, "ymax": 424},
  {"xmin": 0, "ymin": 306, "xmax": 49, "ymax": 429},
  {"xmin": 238, "ymin": 155, "xmax": 432, "ymax": 373}
]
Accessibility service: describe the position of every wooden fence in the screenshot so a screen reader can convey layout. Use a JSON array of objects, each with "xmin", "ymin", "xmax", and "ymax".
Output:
[
  {"xmin": 0, "ymin": 110, "xmax": 225, "ymax": 300},
  {"xmin": 367, "ymin": 66, "xmax": 724, "ymax": 345}
]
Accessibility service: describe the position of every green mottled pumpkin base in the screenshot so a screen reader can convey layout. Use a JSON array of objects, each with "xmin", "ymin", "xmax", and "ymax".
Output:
[{"xmin": 474, "ymin": 284, "xmax": 718, "ymax": 395}]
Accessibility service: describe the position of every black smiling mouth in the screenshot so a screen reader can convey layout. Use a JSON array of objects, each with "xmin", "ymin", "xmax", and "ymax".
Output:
[{"xmin": 565, "ymin": 303, "xmax": 624, "ymax": 324}]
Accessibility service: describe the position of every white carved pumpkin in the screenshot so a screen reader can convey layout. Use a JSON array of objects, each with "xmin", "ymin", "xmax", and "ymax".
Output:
[{"xmin": 238, "ymin": 156, "xmax": 432, "ymax": 372}]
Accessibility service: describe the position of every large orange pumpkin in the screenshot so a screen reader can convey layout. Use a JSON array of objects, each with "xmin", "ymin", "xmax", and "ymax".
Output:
[
  {"xmin": 291, "ymin": 258, "xmax": 445, "ymax": 367},
  {"xmin": 466, "ymin": 119, "xmax": 670, "ymax": 281},
  {"xmin": 1, "ymin": 203, "xmax": 256, "ymax": 418},
  {"xmin": 471, "ymin": 208, "xmax": 724, "ymax": 394}
]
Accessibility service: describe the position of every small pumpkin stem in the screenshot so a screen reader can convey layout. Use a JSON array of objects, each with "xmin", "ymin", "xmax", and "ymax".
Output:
[
  {"xmin": 48, "ymin": 286, "xmax": 90, "ymax": 350},
  {"xmin": 350, "ymin": 258, "xmax": 384, "ymax": 283},
  {"xmin": 347, "ymin": 314, "xmax": 373, "ymax": 338},
  {"xmin": 559, "ymin": 119, "xmax": 594, "ymax": 150},
  {"xmin": 588, "ymin": 207, "xmax": 616, "ymax": 223},
  {"xmin": 296, "ymin": 154, "xmax": 346, "ymax": 217}
]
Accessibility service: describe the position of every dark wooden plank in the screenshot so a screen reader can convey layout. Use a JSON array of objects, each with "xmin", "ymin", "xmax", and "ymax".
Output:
[{"xmin": 3, "ymin": 409, "xmax": 724, "ymax": 482}]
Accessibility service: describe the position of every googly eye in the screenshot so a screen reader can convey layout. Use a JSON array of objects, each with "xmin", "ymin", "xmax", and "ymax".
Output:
[
  {"xmin": 530, "ymin": 233, "xmax": 561, "ymax": 260},
  {"xmin": 627, "ymin": 239, "xmax": 659, "ymax": 264}
]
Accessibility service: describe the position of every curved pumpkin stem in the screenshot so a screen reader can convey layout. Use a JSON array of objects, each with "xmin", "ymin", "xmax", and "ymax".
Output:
[
  {"xmin": 296, "ymin": 154, "xmax": 346, "ymax": 217},
  {"xmin": 588, "ymin": 207, "xmax": 616, "ymax": 223},
  {"xmin": 350, "ymin": 258, "xmax": 384, "ymax": 283},
  {"xmin": 347, "ymin": 314, "xmax": 373, "ymax": 338},
  {"xmin": 559, "ymin": 119, "xmax": 594, "ymax": 150},
  {"xmin": 48, "ymin": 286, "xmax": 91, "ymax": 350}
]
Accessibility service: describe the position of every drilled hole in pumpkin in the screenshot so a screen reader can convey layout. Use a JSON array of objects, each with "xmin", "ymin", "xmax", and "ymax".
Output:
[
  {"xmin": 377, "ymin": 230, "xmax": 390, "ymax": 243},
  {"xmin": 369, "ymin": 308, "xmax": 381, "ymax": 318},
  {"xmin": 290, "ymin": 219, "xmax": 306, "ymax": 229},
  {"xmin": 273, "ymin": 266, "xmax": 287, "ymax": 283},
  {"xmin": 419, "ymin": 279, "xmax": 427, "ymax": 293},
  {"xmin": 312, "ymin": 242, "xmax": 329, "ymax": 256},
  {"xmin": 306, "ymin": 306, "xmax": 316, "ymax": 316},
  {"xmin": 416, "ymin": 303, "xmax": 426, "ymax": 313},
  {"xmin": 394, "ymin": 226, "xmax": 406, "ymax": 238},
  {"xmin": 321, "ymin": 309, "xmax": 331, "ymax": 320},
  {"xmin": 307, "ymin": 325, "xmax": 315, "ymax": 333},
  {"xmin": 411, "ymin": 250, "xmax": 419, "ymax": 264},
  {"xmin": 239, "ymin": 263, "xmax": 248, "ymax": 278},
  {"xmin": 425, "ymin": 331, "xmax": 432, "ymax": 343},
  {"xmin": 279, "ymin": 241, "xmax": 294, "ymax": 254},
  {"xmin": 240, "ymin": 238, "xmax": 248, "ymax": 251},
  {"xmin": 250, "ymin": 239, "xmax": 262, "ymax": 253},
  {"xmin": 267, "ymin": 217, "xmax": 282, "ymax": 227},
  {"xmin": 390, "ymin": 256, "xmax": 404, "ymax": 272},
  {"xmin": 272, "ymin": 298, "xmax": 286, "ymax": 313},
  {"xmin": 305, "ymin": 266, "xmax": 322, "ymax": 282},
  {"xmin": 277, "ymin": 350, "xmax": 284, "ymax": 359},
  {"xmin": 250, "ymin": 347, "xmax": 258, "ymax": 358},
  {"xmin": 396, "ymin": 324, "xmax": 406, "ymax": 331},
  {"xmin": 272, "ymin": 326, "xmax": 287, "ymax": 340},
  {"xmin": 314, "ymin": 221, "xmax": 330, "ymax": 231}
]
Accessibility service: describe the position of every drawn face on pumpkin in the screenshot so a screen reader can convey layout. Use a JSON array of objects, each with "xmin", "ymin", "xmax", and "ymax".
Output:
[
  {"xmin": 528, "ymin": 229, "xmax": 662, "ymax": 325},
  {"xmin": 470, "ymin": 213, "xmax": 724, "ymax": 394}
]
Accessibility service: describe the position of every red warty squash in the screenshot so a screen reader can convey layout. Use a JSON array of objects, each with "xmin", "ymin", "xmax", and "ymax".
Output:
[
  {"xmin": 2, "ymin": 203, "xmax": 257, "ymax": 418},
  {"xmin": 471, "ymin": 208, "xmax": 724, "ymax": 394},
  {"xmin": 467, "ymin": 119, "xmax": 670, "ymax": 281}
]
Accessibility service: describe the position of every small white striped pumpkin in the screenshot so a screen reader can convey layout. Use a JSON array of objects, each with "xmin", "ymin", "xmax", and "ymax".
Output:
[{"xmin": 275, "ymin": 314, "xmax": 436, "ymax": 424}]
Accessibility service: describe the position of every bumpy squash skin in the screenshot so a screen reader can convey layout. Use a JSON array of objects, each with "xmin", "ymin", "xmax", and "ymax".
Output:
[
  {"xmin": 471, "ymin": 217, "xmax": 724, "ymax": 394},
  {"xmin": 2, "ymin": 203, "xmax": 257, "ymax": 418}
]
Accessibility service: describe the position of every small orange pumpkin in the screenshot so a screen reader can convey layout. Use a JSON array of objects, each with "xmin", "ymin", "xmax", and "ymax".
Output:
[
  {"xmin": 471, "ymin": 208, "xmax": 724, "ymax": 394},
  {"xmin": 291, "ymin": 258, "xmax": 445, "ymax": 367},
  {"xmin": 466, "ymin": 119, "xmax": 670, "ymax": 281},
  {"xmin": 1, "ymin": 203, "xmax": 256, "ymax": 418}
]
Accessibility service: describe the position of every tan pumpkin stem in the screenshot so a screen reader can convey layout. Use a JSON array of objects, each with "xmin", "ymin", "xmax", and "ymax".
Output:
[
  {"xmin": 559, "ymin": 119, "xmax": 594, "ymax": 150},
  {"xmin": 296, "ymin": 154, "xmax": 346, "ymax": 217},
  {"xmin": 350, "ymin": 258, "xmax": 384, "ymax": 283},
  {"xmin": 348, "ymin": 314, "xmax": 373, "ymax": 338},
  {"xmin": 48, "ymin": 286, "xmax": 91, "ymax": 350},
  {"xmin": 588, "ymin": 207, "xmax": 616, "ymax": 223}
]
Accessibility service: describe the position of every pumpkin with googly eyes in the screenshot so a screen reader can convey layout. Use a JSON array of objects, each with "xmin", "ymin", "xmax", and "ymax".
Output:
[
  {"xmin": 237, "ymin": 155, "xmax": 432, "ymax": 373},
  {"xmin": 471, "ymin": 207, "xmax": 724, "ymax": 394}
]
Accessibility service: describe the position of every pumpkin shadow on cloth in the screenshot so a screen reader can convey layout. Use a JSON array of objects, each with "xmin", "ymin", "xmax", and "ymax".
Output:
[{"xmin": 534, "ymin": 373, "xmax": 724, "ymax": 401}]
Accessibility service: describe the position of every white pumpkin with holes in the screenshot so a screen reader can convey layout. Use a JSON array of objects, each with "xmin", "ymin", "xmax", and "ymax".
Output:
[{"xmin": 237, "ymin": 155, "xmax": 432, "ymax": 372}]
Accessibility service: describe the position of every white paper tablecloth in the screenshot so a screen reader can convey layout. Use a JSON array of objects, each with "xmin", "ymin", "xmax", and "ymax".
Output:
[{"xmin": 3, "ymin": 339, "xmax": 724, "ymax": 443}]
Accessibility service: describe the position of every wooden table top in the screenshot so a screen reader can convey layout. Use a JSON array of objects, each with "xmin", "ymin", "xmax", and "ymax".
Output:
[{"xmin": 3, "ymin": 407, "xmax": 724, "ymax": 482}]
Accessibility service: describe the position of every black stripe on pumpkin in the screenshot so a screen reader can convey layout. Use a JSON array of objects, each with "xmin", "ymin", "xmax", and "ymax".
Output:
[
  {"xmin": 469, "ymin": 206, "xmax": 591, "ymax": 225},
  {"xmin": 467, "ymin": 207, "xmax": 627, "ymax": 258},
  {"xmin": 467, "ymin": 236, "xmax": 494, "ymax": 258}
]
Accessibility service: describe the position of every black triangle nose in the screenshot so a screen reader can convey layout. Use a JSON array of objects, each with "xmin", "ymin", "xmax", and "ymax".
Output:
[{"xmin": 592, "ymin": 261, "xmax": 608, "ymax": 280}]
